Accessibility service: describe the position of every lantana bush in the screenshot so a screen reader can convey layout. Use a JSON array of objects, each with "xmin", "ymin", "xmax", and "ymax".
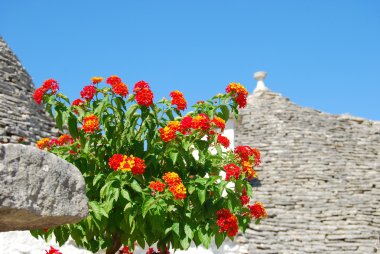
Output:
[{"xmin": 32, "ymin": 76, "xmax": 267, "ymax": 254}]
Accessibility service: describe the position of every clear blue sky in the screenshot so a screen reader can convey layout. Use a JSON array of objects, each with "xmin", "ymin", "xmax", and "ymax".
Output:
[{"xmin": 1, "ymin": 0, "xmax": 379, "ymax": 120}]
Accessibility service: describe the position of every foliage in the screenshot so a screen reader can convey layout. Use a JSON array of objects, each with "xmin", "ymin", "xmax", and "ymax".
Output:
[{"xmin": 31, "ymin": 77, "xmax": 266, "ymax": 254}]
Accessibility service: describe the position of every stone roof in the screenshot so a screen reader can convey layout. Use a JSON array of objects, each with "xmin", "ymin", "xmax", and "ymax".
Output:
[
  {"xmin": 235, "ymin": 86, "xmax": 380, "ymax": 253},
  {"xmin": 0, "ymin": 36, "xmax": 58, "ymax": 144}
]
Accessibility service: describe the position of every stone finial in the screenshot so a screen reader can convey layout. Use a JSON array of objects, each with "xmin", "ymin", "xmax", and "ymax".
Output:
[{"xmin": 253, "ymin": 71, "xmax": 269, "ymax": 93}]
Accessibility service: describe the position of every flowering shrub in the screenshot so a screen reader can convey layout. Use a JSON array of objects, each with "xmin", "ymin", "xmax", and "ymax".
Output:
[{"xmin": 31, "ymin": 77, "xmax": 266, "ymax": 254}]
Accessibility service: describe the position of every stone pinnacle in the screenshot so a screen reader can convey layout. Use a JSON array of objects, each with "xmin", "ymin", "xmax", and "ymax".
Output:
[{"xmin": 253, "ymin": 71, "xmax": 269, "ymax": 93}]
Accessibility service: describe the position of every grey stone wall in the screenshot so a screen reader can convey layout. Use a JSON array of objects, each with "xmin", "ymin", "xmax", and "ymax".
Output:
[
  {"xmin": 0, "ymin": 36, "xmax": 58, "ymax": 144},
  {"xmin": 236, "ymin": 90, "xmax": 380, "ymax": 253}
]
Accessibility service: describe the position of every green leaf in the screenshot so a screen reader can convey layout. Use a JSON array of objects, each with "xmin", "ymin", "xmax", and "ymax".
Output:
[
  {"xmin": 220, "ymin": 105, "xmax": 230, "ymax": 121},
  {"xmin": 172, "ymin": 222, "xmax": 180, "ymax": 236},
  {"xmin": 125, "ymin": 104, "xmax": 140, "ymax": 118},
  {"xmin": 114, "ymin": 97, "xmax": 126, "ymax": 110},
  {"xmin": 180, "ymin": 237, "xmax": 190, "ymax": 249},
  {"xmin": 215, "ymin": 232, "xmax": 226, "ymax": 248},
  {"xmin": 55, "ymin": 110, "xmax": 63, "ymax": 130},
  {"xmin": 121, "ymin": 189, "xmax": 131, "ymax": 201},
  {"xmin": 198, "ymin": 188, "xmax": 206, "ymax": 205},
  {"xmin": 142, "ymin": 197, "xmax": 156, "ymax": 218},
  {"xmin": 68, "ymin": 114, "xmax": 79, "ymax": 139},
  {"xmin": 93, "ymin": 174, "xmax": 104, "ymax": 187},
  {"xmin": 197, "ymin": 229, "xmax": 211, "ymax": 248},
  {"xmin": 131, "ymin": 180, "xmax": 142, "ymax": 193},
  {"xmin": 184, "ymin": 224, "xmax": 194, "ymax": 240},
  {"xmin": 89, "ymin": 201, "xmax": 108, "ymax": 220},
  {"xmin": 188, "ymin": 185, "xmax": 195, "ymax": 195},
  {"xmin": 169, "ymin": 152, "xmax": 179, "ymax": 165}
]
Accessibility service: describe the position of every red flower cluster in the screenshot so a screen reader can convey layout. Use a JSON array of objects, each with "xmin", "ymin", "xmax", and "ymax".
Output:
[
  {"xmin": 180, "ymin": 116, "xmax": 193, "ymax": 132},
  {"xmin": 216, "ymin": 209, "xmax": 238, "ymax": 237},
  {"xmin": 163, "ymin": 172, "xmax": 186, "ymax": 200},
  {"xmin": 33, "ymin": 79, "xmax": 60, "ymax": 105},
  {"xmin": 170, "ymin": 90, "xmax": 187, "ymax": 110},
  {"xmin": 248, "ymin": 202, "xmax": 267, "ymax": 219},
  {"xmin": 146, "ymin": 247, "xmax": 170, "ymax": 254},
  {"xmin": 80, "ymin": 85, "xmax": 97, "ymax": 101},
  {"xmin": 106, "ymin": 75, "xmax": 129, "ymax": 97},
  {"xmin": 108, "ymin": 154, "xmax": 146, "ymax": 175},
  {"xmin": 72, "ymin": 98, "xmax": 84, "ymax": 107},
  {"xmin": 240, "ymin": 188, "xmax": 250, "ymax": 206},
  {"xmin": 45, "ymin": 246, "xmax": 62, "ymax": 254},
  {"xmin": 217, "ymin": 134, "xmax": 230, "ymax": 148},
  {"xmin": 159, "ymin": 121, "xmax": 181, "ymax": 142},
  {"xmin": 119, "ymin": 246, "xmax": 133, "ymax": 254},
  {"xmin": 234, "ymin": 146, "xmax": 261, "ymax": 166},
  {"xmin": 233, "ymin": 145, "xmax": 261, "ymax": 180},
  {"xmin": 211, "ymin": 116, "xmax": 226, "ymax": 131},
  {"xmin": 224, "ymin": 163, "xmax": 241, "ymax": 181},
  {"xmin": 134, "ymin": 80, "xmax": 154, "ymax": 107},
  {"xmin": 226, "ymin": 82, "xmax": 248, "ymax": 108},
  {"xmin": 72, "ymin": 98, "xmax": 84, "ymax": 114},
  {"xmin": 82, "ymin": 114, "xmax": 99, "ymax": 133},
  {"xmin": 149, "ymin": 181, "xmax": 166, "ymax": 192}
]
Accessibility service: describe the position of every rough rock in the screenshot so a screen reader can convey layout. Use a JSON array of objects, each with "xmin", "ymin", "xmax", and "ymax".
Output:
[{"xmin": 0, "ymin": 144, "xmax": 88, "ymax": 232}]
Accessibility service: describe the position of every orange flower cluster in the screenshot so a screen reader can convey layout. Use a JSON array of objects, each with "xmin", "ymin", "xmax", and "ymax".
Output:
[
  {"xmin": 36, "ymin": 138, "xmax": 51, "ymax": 150},
  {"xmin": 57, "ymin": 134, "xmax": 74, "ymax": 145},
  {"xmin": 163, "ymin": 172, "xmax": 186, "ymax": 200},
  {"xmin": 170, "ymin": 90, "xmax": 187, "ymax": 110},
  {"xmin": 241, "ymin": 160, "xmax": 257, "ymax": 180},
  {"xmin": 82, "ymin": 114, "xmax": 99, "ymax": 133},
  {"xmin": 91, "ymin": 76, "xmax": 103, "ymax": 84},
  {"xmin": 226, "ymin": 82, "xmax": 248, "ymax": 108},
  {"xmin": 108, "ymin": 154, "xmax": 146, "ymax": 175},
  {"xmin": 80, "ymin": 85, "xmax": 97, "ymax": 101},
  {"xmin": 216, "ymin": 208, "xmax": 238, "ymax": 237},
  {"xmin": 191, "ymin": 113, "xmax": 210, "ymax": 130},
  {"xmin": 33, "ymin": 79, "xmax": 59, "ymax": 105},
  {"xmin": 36, "ymin": 134, "xmax": 74, "ymax": 150},
  {"xmin": 248, "ymin": 202, "xmax": 267, "ymax": 219},
  {"xmin": 149, "ymin": 181, "xmax": 166, "ymax": 192},
  {"xmin": 160, "ymin": 114, "xmax": 227, "ymax": 144},
  {"xmin": 211, "ymin": 116, "xmax": 226, "ymax": 131},
  {"xmin": 106, "ymin": 75, "xmax": 129, "ymax": 97},
  {"xmin": 134, "ymin": 80, "xmax": 154, "ymax": 107},
  {"xmin": 159, "ymin": 121, "xmax": 181, "ymax": 142},
  {"xmin": 217, "ymin": 134, "xmax": 230, "ymax": 148}
]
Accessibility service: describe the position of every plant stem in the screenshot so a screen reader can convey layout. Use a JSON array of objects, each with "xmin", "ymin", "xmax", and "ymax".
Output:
[{"xmin": 105, "ymin": 234, "xmax": 122, "ymax": 254}]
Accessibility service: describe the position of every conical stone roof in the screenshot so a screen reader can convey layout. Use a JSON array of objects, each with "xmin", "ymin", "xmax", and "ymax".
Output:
[
  {"xmin": 236, "ymin": 87, "xmax": 380, "ymax": 253},
  {"xmin": 0, "ymin": 36, "xmax": 58, "ymax": 144}
]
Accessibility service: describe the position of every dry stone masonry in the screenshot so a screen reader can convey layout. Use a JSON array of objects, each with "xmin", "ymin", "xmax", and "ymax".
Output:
[
  {"xmin": 235, "ymin": 73, "xmax": 380, "ymax": 253},
  {"xmin": 0, "ymin": 36, "xmax": 59, "ymax": 144}
]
